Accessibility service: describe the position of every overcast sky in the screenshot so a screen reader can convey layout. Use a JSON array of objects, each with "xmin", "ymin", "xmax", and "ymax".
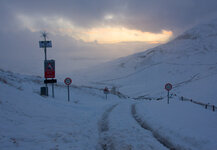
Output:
[{"xmin": 1, "ymin": 0, "xmax": 217, "ymax": 77}]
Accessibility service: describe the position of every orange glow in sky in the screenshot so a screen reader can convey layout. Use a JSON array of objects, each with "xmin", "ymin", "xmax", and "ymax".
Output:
[{"xmin": 81, "ymin": 27, "xmax": 173, "ymax": 44}]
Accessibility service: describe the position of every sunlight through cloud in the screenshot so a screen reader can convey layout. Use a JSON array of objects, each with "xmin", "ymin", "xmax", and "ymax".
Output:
[
  {"xmin": 17, "ymin": 14, "xmax": 173, "ymax": 44},
  {"xmin": 104, "ymin": 14, "xmax": 114, "ymax": 20}
]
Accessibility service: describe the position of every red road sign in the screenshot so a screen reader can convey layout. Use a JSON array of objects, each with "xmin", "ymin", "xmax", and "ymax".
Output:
[
  {"xmin": 165, "ymin": 83, "xmax": 172, "ymax": 91},
  {"xmin": 64, "ymin": 77, "xmax": 72, "ymax": 85},
  {"xmin": 44, "ymin": 60, "xmax": 55, "ymax": 78},
  {"xmin": 104, "ymin": 87, "xmax": 109, "ymax": 94}
]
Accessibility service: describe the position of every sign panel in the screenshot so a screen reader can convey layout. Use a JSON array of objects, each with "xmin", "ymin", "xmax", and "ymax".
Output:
[
  {"xmin": 64, "ymin": 77, "xmax": 72, "ymax": 85},
  {"xmin": 44, "ymin": 79, "xmax": 57, "ymax": 84},
  {"xmin": 165, "ymin": 83, "xmax": 172, "ymax": 91},
  {"xmin": 44, "ymin": 60, "xmax": 55, "ymax": 78},
  {"xmin": 39, "ymin": 41, "xmax": 52, "ymax": 48}
]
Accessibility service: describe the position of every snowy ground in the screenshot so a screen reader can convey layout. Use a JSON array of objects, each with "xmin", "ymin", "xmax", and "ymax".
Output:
[
  {"xmin": 0, "ymin": 69, "xmax": 217, "ymax": 150},
  {"xmin": 0, "ymin": 70, "xmax": 119, "ymax": 149},
  {"xmin": 135, "ymin": 100, "xmax": 217, "ymax": 150}
]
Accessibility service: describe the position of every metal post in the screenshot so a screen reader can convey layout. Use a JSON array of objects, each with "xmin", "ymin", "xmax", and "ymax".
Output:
[
  {"xmin": 52, "ymin": 83, "xmax": 54, "ymax": 98},
  {"xmin": 68, "ymin": 85, "xmax": 70, "ymax": 102},
  {"xmin": 205, "ymin": 104, "xmax": 207, "ymax": 109},
  {"xmin": 43, "ymin": 33, "xmax": 47, "ymax": 61},
  {"xmin": 167, "ymin": 91, "xmax": 169, "ymax": 104},
  {"xmin": 43, "ymin": 33, "xmax": 48, "ymax": 94},
  {"xmin": 44, "ymin": 47, "xmax": 47, "ymax": 61}
]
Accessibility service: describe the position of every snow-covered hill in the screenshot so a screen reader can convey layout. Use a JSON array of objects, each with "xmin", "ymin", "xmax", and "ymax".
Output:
[
  {"xmin": 1, "ymin": 19, "xmax": 217, "ymax": 150},
  {"xmin": 75, "ymin": 19, "xmax": 217, "ymax": 106}
]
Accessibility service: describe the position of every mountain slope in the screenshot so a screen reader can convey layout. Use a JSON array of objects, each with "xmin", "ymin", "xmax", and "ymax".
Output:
[{"xmin": 75, "ymin": 19, "xmax": 217, "ymax": 105}]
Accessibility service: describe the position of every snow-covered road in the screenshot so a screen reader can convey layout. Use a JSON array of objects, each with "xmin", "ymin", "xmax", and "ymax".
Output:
[{"xmin": 97, "ymin": 102, "xmax": 169, "ymax": 150}]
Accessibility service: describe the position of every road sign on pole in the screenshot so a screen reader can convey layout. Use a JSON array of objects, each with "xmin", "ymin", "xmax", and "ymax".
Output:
[
  {"xmin": 165, "ymin": 83, "xmax": 172, "ymax": 104},
  {"xmin": 39, "ymin": 40, "xmax": 52, "ymax": 61},
  {"xmin": 64, "ymin": 77, "xmax": 72, "ymax": 102},
  {"xmin": 44, "ymin": 60, "xmax": 55, "ymax": 78},
  {"xmin": 103, "ymin": 87, "xmax": 109, "ymax": 100}
]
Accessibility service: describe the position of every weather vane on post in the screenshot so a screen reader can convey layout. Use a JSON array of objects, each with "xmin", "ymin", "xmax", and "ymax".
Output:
[{"xmin": 39, "ymin": 31, "xmax": 57, "ymax": 97}]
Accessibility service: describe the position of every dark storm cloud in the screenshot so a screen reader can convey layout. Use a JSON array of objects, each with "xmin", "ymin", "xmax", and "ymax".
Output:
[
  {"xmin": 1, "ymin": 0, "xmax": 217, "ymax": 34},
  {"xmin": 0, "ymin": 0, "xmax": 127, "ymax": 29},
  {"xmin": 122, "ymin": 0, "xmax": 217, "ymax": 33}
]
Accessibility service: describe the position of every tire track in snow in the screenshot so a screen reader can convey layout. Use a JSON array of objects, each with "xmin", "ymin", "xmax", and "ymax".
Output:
[
  {"xmin": 131, "ymin": 104, "xmax": 176, "ymax": 150},
  {"xmin": 97, "ymin": 104, "xmax": 118, "ymax": 150}
]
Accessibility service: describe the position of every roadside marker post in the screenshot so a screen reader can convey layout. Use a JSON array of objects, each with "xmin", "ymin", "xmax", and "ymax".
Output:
[
  {"xmin": 64, "ymin": 77, "xmax": 72, "ymax": 102},
  {"xmin": 165, "ymin": 83, "xmax": 172, "ymax": 104}
]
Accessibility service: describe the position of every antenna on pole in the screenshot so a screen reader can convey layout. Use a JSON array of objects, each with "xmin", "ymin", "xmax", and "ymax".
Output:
[
  {"xmin": 41, "ymin": 31, "xmax": 48, "ymax": 41},
  {"xmin": 40, "ymin": 31, "xmax": 49, "ymax": 61}
]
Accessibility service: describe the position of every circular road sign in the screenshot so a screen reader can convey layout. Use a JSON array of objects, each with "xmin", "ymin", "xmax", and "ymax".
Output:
[
  {"xmin": 165, "ymin": 83, "xmax": 172, "ymax": 91},
  {"xmin": 64, "ymin": 77, "xmax": 72, "ymax": 85},
  {"xmin": 104, "ymin": 87, "xmax": 109, "ymax": 94}
]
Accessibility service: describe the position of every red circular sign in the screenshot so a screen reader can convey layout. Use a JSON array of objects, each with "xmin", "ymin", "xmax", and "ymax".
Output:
[
  {"xmin": 165, "ymin": 83, "xmax": 172, "ymax": 91},
  {"xmin": 64, "ymin": 77, "xmax": 72, "ymax": 85},
  {"xmin": 104, "ymin": 87, "xmax": 109, "ymax": 94}
]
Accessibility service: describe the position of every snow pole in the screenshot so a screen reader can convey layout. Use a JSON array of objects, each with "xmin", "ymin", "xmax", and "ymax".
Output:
[
  {"xmin": 167, "ymin": 91, "xmax": 169, "ymax": 104},
  {"xmin": 52, "ymin": 82, "xmax": 54, "ymax": 98},
  {"xmin": 67, "ymin": 85, "xmax": 70, "ymax": 102}
]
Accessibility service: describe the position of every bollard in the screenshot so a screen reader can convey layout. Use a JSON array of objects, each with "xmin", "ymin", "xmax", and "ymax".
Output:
[
  {"xmin": 205, "ymin": 104, "xmax": 207, "ymax": 109},
  {"xmin": 181, "ymin": 96, "xmax": 183, "ymax": 101},
  {"xmin": 40, "ymin": 86, "xmax": 48, "ymax": 96},
  {"xmin": 213, "ymin": 105, "xmax": 215, "ymax": 112}
]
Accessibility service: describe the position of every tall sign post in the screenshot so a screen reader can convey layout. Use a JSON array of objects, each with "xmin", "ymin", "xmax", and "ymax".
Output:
[
  {"xmin": 165, "ymin": 83, "xmax": 172, "ymax": 104},
  {"xmin": 39, "ymin": 32, "xmax": 57, "ymax": 97},
  {"xmin": 64, "ymin": 77, "xmax": 72, "ymax": 102}
]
